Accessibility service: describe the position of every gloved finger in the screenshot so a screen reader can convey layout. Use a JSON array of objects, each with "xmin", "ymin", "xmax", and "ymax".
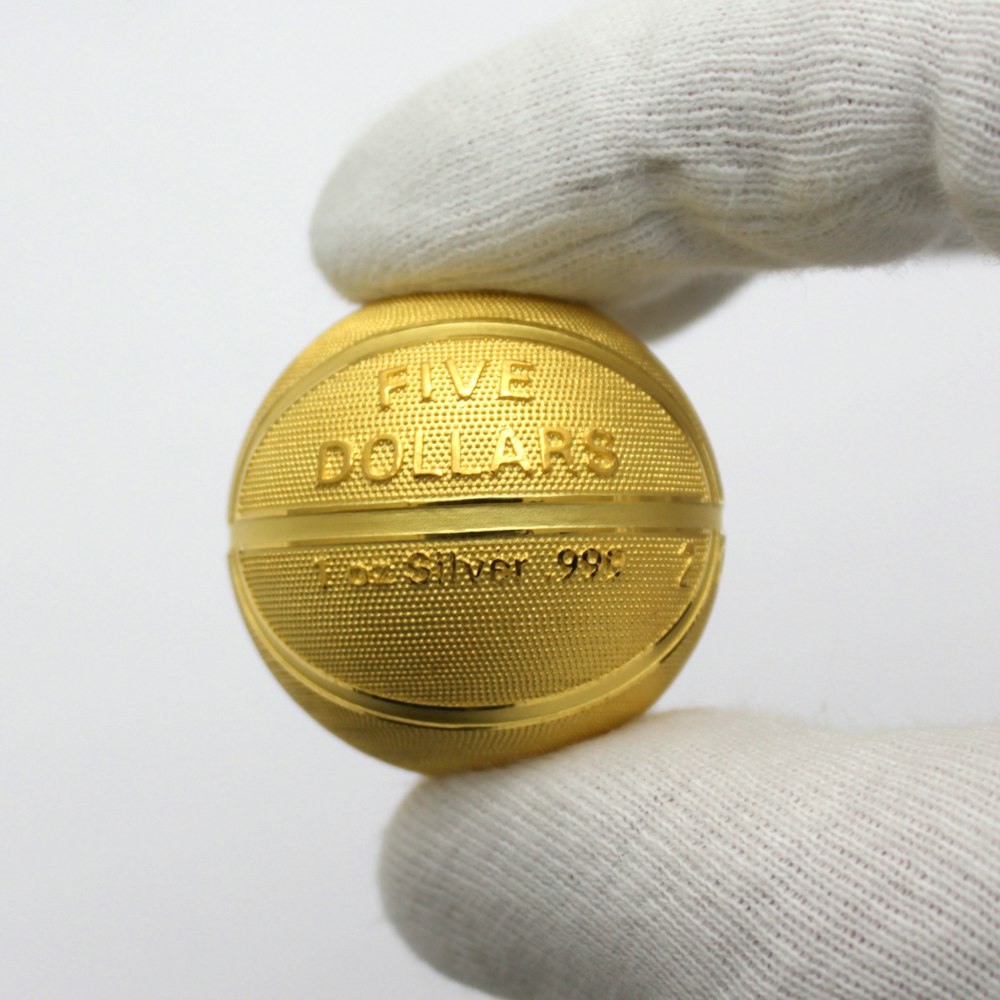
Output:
[
  {"xmin": 381, "ymin": 709, "xmax": 1000, "ymax": 1000},
  {"xmin": 312, "ymin": 0, "xmax": 1000, "ymax": 326},
  {"xmin": 602, "ymin": 274, "xmax": 748, "ymax": 340}
]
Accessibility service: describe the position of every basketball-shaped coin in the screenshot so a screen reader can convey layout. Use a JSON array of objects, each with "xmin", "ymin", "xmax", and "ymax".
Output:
[{"xmin": 228, "ymin": 293, "xmax": 723, "ymax": 772}]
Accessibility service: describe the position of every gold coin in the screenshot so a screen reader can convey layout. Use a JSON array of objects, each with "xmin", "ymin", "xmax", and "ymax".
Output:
[{"xmin": 228, "ymin": 292, "xmax": 723, "ymax": 772}]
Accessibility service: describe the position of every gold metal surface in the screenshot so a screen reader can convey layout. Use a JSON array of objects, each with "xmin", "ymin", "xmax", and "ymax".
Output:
[{"xmin": 228, "ymin": 292, "xmax": 723, "ymax": 772}]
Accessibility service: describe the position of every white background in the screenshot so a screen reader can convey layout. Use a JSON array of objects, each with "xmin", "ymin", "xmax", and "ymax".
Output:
[{"xmin": 2, "ymin": 2, "xmax": 997, "ymax": 998}]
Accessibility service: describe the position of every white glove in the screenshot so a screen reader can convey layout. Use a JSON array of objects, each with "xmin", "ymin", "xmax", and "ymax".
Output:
[
  {"xmin": 312, "ymin": 0, "xmax": 999, "ymax": 335},
  {"xmin": 310, "ymin": 1, "xmax": 1000, "ymax": 997}
]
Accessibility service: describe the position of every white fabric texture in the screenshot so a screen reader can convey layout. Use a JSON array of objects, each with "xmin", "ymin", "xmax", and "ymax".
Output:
[
  {"xmin": 382, "ymin": 711, "xmax": 1000, "ymax": 1000},
  {"xmin": 312, "ymin": 0, "xmax": 1000, "ymax": 335},
  {"xmin": 310, "ymin": 1, "xmax": 1000, "ymax": 996}
]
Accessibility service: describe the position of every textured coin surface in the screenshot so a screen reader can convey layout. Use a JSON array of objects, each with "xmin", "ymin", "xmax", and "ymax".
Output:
[{"xmin": 228, "ymin": 293, "xmax": 723, "ymax": 772}]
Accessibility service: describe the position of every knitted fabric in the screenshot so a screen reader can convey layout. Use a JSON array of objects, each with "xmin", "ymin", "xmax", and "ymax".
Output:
[
  {"xmin": 312, "ymin": 0, "xmax": 1000, "ymax": 335},
  {"xmin": 382, "ymin": 711, "xmax": 1000, "ymax": 999}
]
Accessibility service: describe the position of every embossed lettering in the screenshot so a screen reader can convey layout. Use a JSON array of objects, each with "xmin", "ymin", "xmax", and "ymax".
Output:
[
  {"xmin": 316, "ymin": 440, "xmax": 353, "ymax": 486},
  {"xmin": 498, "ymin": 359, "xmax": 535, "ymax": 400},
  {"xmin": 314, "ymin": 425, "xmax": 619, "ymax": 486},
  {"xmin": 360, "ymin": 433, "xmax": 403, "ymax": 482},
  {"xmin": 403, "ymin": 552, "xmax": 434, "ymax": 584},
  {"xmin": 378, "ymin": 365, "xmax": 408, "ymax": 409},
  {"xmin": 313, "ymin": 556, "xmax": 336, "ymax": 588},
  {"xmin": 445, "ymin": 358, "xmax": 487, "ymax": 399},
  {"xmin": 459, "ymin": 557, "xmax": 485, "ymax": 581},
  {"xmin": 398, "ymin": 551, "xmax": 530, "ymax": 586},
  {"xmin": 539, "ymin": 426, "xmax": 575, "ymax": 473},
  {"xmin": 491, "ymin": 426, "xmax": 533, "ymax": 473},
  {"xmin": 582, "ymin": 427, "xmax": 619, "ymax": 476}
]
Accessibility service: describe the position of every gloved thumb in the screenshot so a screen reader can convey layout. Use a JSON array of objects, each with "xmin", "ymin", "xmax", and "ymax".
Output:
[{"xmin": 380, "ymin": 709, "xmax": 1000, "ymax": 999}]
